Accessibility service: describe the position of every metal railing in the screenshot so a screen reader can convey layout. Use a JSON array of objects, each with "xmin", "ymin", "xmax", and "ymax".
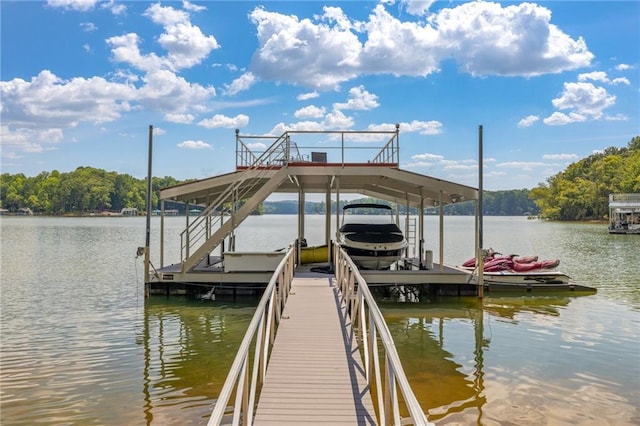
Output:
[
  {"xmin": 180, "ymin": 135, "xmax": 292, "ymax": 267},
  {"xmin": 208, "ymin": 245, "xmax": 296, "ymax": 426},
  {"xmin": 235, "ymin": 128, "xmax": 401, "ymax": 168},
  {"xmin": 609, "ymin": 193, "xmax": 640, "ymax": 203},
  {"xmin": 334, "ymin": 243, "xmax": 432, "ymax": 426}
]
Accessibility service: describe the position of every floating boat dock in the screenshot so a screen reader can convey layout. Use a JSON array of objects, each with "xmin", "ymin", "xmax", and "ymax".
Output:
[
  {"xmin": 608, "ymin": 193, "xmax": 640, "ymax": 234},
  {"xmin": 144, "ymin": 126, "xmax": 594, "ymax": 295}
]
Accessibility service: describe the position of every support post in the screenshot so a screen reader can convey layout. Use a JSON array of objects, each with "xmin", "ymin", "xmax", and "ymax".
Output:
[
  {"xmin": 326, "ymin": 180, "xmax": 332, "ymax": 265},
  {"xmin": 439, "ymin": 190, "xmax": 444, "ymax": 272},
  {"xmin": 419, "ymin": 196, "xmax": 424, "ymax": 269},
  {"xmin": 144, "ymin": 125, "xmax": 153, "ymax": 290},
  {"xmin": 298, "ymin": 188, "xmax": 305, "ymax": 261},
  {"xmin": 160, "ymin": 199, "xmax": 165, "ymax": 268},
  {"xmin": 478, "ymin": 125, "xmax": 484, "ymax": 299},
  {"xmin": 335, "ymin": 177, "xmax": 340, "ymax": 242}
]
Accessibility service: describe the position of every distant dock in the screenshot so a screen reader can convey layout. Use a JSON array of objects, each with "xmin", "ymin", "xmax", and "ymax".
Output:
[{"xmin": 609, "ymin": 193, "xmax": 640, "ymax": 234}]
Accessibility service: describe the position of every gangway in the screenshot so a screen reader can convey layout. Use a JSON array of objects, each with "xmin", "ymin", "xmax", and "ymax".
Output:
[{"xmin": 208, "ymin": 243, "xmax": 431, "ymax": 425}]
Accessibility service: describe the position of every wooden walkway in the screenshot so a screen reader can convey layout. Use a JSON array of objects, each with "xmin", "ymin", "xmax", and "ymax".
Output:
[{"xmin": 253, "ymin": 272, "xmax": 377, "ymax": 425}]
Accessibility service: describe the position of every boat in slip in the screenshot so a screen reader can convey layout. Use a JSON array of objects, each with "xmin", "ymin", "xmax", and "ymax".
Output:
[{"xmin": 338, "ymin": 203, "xmax": 408, "ymax": 270}]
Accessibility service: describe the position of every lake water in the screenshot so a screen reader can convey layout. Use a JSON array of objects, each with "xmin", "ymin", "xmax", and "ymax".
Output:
[{"xmin": 1, "ymin": 215, "xmax": 638, "ymax": 425}]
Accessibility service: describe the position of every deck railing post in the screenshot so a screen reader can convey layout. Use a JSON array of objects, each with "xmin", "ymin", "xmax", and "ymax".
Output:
[{"xmin": 371, "ymin": 316, "xmax": 384, "ymax": 422}]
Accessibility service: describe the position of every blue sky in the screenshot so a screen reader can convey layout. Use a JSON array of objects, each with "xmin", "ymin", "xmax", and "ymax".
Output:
[{"xmin": 1, "ymin": 0, "xmax": 638, "ymax": 191}]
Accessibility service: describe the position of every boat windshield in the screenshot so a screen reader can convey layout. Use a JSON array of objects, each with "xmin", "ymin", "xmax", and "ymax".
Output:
[{"xmin": 341, "ymin": 204, "xmax": 395, "ymax": 225}]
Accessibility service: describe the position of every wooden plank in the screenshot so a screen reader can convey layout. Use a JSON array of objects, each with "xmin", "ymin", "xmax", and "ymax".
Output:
[{"xmin": 253, "ymin": 275, "xmax": 377, "ymax": 425}]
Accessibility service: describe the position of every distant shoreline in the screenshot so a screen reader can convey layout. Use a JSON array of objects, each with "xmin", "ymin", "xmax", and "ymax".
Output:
[{"xmin": 0, "ymin": 212, "xmax": 609, "ymax": 224}]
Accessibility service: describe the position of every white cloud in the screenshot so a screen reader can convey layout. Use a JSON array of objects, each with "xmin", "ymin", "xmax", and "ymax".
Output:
[
  {"xmin": 80, "ymin": 22, "xmax": 97, "ymax": 32},
  {"xmin": 543, "ymin": 111, "xmax": 587, "ymax": 126},
  {"xmin": 246, "ymin": 142, "xmax": 267, "ymax": 150},
  {"xmin": 107, "ymin": 3, "xmax": 219, "ymax": 73},
  {"xmin": 294, "ymin": 105, "xmax": 326, "ymax": 119},
  {"xmin": 400, "ymin": 0, "xmax": 436, "ymax": 17},
  {"xmin": 107, "ymin": 33, "xmax": 166, "ymax": 72},
  {"xmin": 164, "ymin": 113, "xmax": 195, "ymax": 123},
  {"xmin": 433, "ymin": 2, "xmax": 593, "ymax": 77},
  {"xmin": 101, "ymin": 0, "xmax": 126, "ymax": 15},
  {"xmin": 402, "ymin": 160, "xmax": 435, "ymax": 169},
  {"xmin": 248, "ymin": 2, "xmax": 593, "ymax": 88},
  {"xmin": 542, "ymin": 153, "xmax": 579, "ymax": 160},
  {"xmin": 1, "ymin": 125, "xmax": 63, "ymax": 154},
  {"xmin": 250, "ymin": 6, "xmax": 362, "ymax": 89},
  {"xmin": 0, "ymin": 70, "xmax": 135, "ymax": 130},
  {"xmin": 551, "ymin": 82, "xmax": 616, "ymax": 119},
  {"xmin": 182, "ymin": 1, "xmax": 205, "ymax": 12},
  {"xmin": 145, "ymin": 3, "xmax": 219, "ymax": 70},
  {"xmin": 497, "ymin": 161, "xmax": 548, "ymax": 170},
  {"xmin": 137, "ymin": 70, "xmax": 215, "ymax": 114},
  {"xmin": 604, "ymin": 113, "xmax": 628, "ymax": 121},
  {"xmin": 48, "ymin": 0, "xmax": 124, "ymax": 14},
  {"xmin": 412, "ymin": 153, "xmax": 444, "ymax": 161},
  {"xmin": 152, "ymin": 127, "xmax": 166, "ymax": 135},
  {"xmin": 518, "ymin": 115, "xmax": 539, "ymax": 127},
  {"xmin": 297, "ymin": 91, "xmax": 319, "ymax": 101},
  {"xmin": 323, "ymin": 109, "xmax": 355, "ymax": 128},
  {"xmin": 223, "ymin": 72, "xmax": 258, "ymax": 96},
  {"xmin": 198, "ymin": 114, "xmax": 250, "ymax": 129},
  {"xmin": 333, "ymin": 85, "xmax": 379, "ymax": 111},
  {"xmin": 399, "ymin": 120, "xmax": 443, "ymax": 135},
  {"xmin": 178, "ymin": 140, "xmax": 212, "ymax": 149},
  {"xmin": 47, "ymin": 0, "xmax": 98, "ymax": 12},
  {"xmin": 611, "ymin": 77, "xmax": 630, "ymax": 85},
  {"xmin": 269, "ymin": 109, "xmax": 355, "ymax": 134},
  {"xmin": 0, "ymin": 69, "xmax": 217, "ymax": 155},
  {"xmin": 578, "ymin": 71, "xmax": 609, "ymax": 83},
  {"xmin": 615, "ymin": 64, "xmax": 632, "ymax": 71},
  {"xmin": 576, "ymin": 71, "xmax": 628, "ymax": 86}
]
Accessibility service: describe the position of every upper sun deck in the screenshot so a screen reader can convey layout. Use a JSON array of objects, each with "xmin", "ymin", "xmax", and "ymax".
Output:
[
  {"xmin": 235, "ymin": 126, "xmax": 401, "ymax": 170},
  {"xmin": 159, "ymin": 126, "xmax": 478, "ymax": 210}
]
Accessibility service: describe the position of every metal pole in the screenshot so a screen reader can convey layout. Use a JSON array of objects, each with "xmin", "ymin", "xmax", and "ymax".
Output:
[
  {"xmin": 439, "ymin": 191, "xmax": 444, "ymax": 272},
  {"xmin": 478, "ymin": 125, "xmax": 484, "ymax": 298},
  {"xmin": 144, "ymin": 125, "xmax": 153, "ymax": 292},
  {"xmin": 419, "ymin": 196, "xmax": 424, "ymax": 269},
  {"xmin": 326, "ymin": 181, "xmax": 332, "ymax": 265}
]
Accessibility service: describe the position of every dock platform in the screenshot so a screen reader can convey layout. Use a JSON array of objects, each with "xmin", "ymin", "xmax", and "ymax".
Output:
[{"xmin": 253, "ymin": 272, "xmax": 377, "ymax": 425}]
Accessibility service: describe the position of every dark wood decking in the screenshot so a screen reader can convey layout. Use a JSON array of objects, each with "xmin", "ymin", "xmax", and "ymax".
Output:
[{"xmin": 253, "ymin": 273, "xmax": 377, "ymax": 425}]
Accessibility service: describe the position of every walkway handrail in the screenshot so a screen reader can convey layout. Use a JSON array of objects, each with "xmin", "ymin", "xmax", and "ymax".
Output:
[
  {"xmin": 208, "ymin": 244, "xmax": 296, "ymax": 426},
  {"xmin": 334, "ymin": 243, "xmax": 432, "ymax": 426}
]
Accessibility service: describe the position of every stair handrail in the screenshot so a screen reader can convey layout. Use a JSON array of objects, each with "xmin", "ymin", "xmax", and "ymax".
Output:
[
  {"xmin": 208, "ymin": 244, "xmax": 296, "ymax": 426},
  {"xmin": 179, "ymin": 134, "xmax": 292, "ymax": 266},
  {"xmin": 371, "ymin": 124, "xmax": 400, "ymax": 164},
  {"xmin": 334, "ymin": 243, "xmax": 432, "ymax": 426}
]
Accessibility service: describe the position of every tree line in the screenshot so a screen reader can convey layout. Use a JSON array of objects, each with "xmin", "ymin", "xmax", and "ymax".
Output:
[
  {"xmin": 1, "ymin": 167, "xmax": 181, "ymax": 214},
  {"xmin": 263, "ymin": 192, "xmax": 538, "ymax": 216},
  {"xmin": 530, "ymin": 136, "xmax": 639, "ymax": 220},
  {"xmin": 2, "ymin": 166, "xmax": 537, "ymax": 216}
]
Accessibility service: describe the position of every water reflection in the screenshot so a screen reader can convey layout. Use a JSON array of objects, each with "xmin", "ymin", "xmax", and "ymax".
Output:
[
  {"xmin": 139, "ymin": 297, "xmax": 256, "ymax": 425},
  {"xmin": 381, "ymin": 295, "xmax": 639, "ymax": 425}
]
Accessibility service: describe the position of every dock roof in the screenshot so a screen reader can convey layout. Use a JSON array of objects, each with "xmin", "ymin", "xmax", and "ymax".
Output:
[{"xmin": 159, "ymin": 163, "xmax": 478, "ymax": 208}]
